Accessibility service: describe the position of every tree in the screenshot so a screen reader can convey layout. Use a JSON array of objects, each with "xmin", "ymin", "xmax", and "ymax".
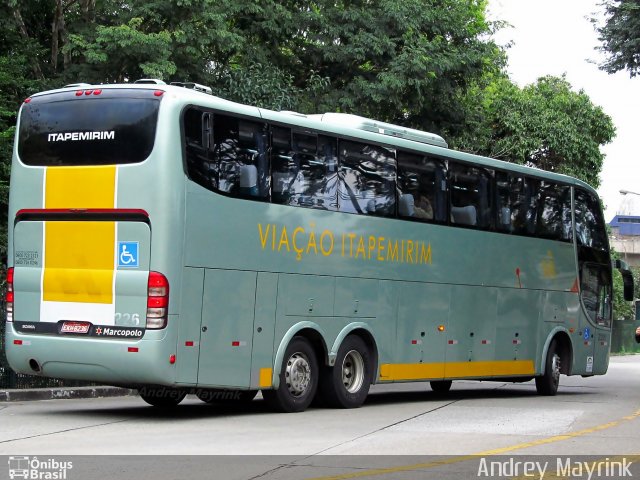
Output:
[
  {"xmin": 594, "ymin": 0, "xmax": 640, "ymax": 77},
  {"xmin": 450, "ymin": 75, "xmax": 616, "ymax": 189}
]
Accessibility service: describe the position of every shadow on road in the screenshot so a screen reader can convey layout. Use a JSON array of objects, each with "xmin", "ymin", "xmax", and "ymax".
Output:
[{"xmin": 32, "ymin": 379, "xmax": 596, "ymax": 421}]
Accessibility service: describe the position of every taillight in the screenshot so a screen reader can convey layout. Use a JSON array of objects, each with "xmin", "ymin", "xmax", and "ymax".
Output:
[
  {"xmin": 146, "ymin": 271, "xmax": 168, "ymax": 329},
  {"xmin": 6, "ymin": 267, "xmax": 14, "ymax": 322}
]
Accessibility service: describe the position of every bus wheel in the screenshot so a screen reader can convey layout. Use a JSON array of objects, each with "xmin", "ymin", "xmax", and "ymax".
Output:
[
  {"xmin": 263, "ymin": 336, "xmax": 318, "ymax": 413},
  {"xmin": 536, "ymin": 339, "xmax": 561, "ymax": 396},
  {"xmin": 196, "ymin": 389, "xmax": 258, "ymax": 404},
  {"xmin": 320, "ymin": 336, "xmax": 371, "ymax": 408},
  {"xmin": 430, "ymin": 380, "xmax": 452, "ymax": 394},
  {"xmin": 139, "ymin": 387, "xmax": 187, "ymax": 407}
]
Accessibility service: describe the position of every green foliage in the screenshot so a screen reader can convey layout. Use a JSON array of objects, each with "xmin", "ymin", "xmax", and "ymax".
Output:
[
  {"xmin": 66, "ymin": 18, "xmax": 176, "ymax": 82},
  {"xmin": 594, "ymin": 0, "xmax": 640, "ymax": 77},
  {"xmin": 450, "ymin": 75, "xmax": 616, "ymax": 188}
]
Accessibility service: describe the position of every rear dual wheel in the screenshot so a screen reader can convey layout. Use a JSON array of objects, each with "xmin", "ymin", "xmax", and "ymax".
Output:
[
  {"xmin": 319, "ymin": 336, "xmax": 371, "ymax": 409},
  {"xmin": 263, "ymin": 335, "xmax": 373, "ymax": 412},
  {"xmin": 262, "ymin": 336, "xmax": 319, "ymax": 413}
]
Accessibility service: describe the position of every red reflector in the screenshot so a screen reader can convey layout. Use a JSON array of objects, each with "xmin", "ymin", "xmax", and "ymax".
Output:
[
  {"xmin": 154, "ymin": 90, "xmax": 164, "ymax": 97},
  {"xmin": 13, "ymin": 340, "xmax": 23, "ymax": 345},
  {"xmin": 7, "ymin": 267, "xmax": 14, "ymax": 285},
  {"xmin": 93, "ymin": 89, "xmax": 102, "ymax": 95},
  {"xmin": 147, "ymin": 296, "xmax": 168, "ymax": 308},
  {"xmin": 411, "ymin": 340, "xmax": 417, "ymax": 345},
  {"xmin": 128, "ymin": 347, "xmax": 139, "ymax": 352},
  {"xmin": 232, "ymin": 341, "xmax": 240, "ymax": 347},
  {"xmin": 185, "ymin": 341, "xmax": 194, "ymax": 347},
  {"xmin": 169, "ymin": 354, "xmax": 176, "ymax": 364},
  {"xmin": 24, "ymin": 98, "xmax": 32, "ymax": 103},
  {"xmin": 148, "ymin": 271, "xmax": 169, "ymax": 289}
]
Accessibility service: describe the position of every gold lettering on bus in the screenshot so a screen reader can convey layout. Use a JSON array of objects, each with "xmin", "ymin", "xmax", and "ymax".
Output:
[{"xmin": 257, "ymin": 223, "xmax": 432, "ymax": 266}]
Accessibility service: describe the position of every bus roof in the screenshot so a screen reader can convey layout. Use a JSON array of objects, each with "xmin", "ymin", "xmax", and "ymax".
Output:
[{"xmin": 28, "ymin": 82, "xmax": 599, "ymax": 195}]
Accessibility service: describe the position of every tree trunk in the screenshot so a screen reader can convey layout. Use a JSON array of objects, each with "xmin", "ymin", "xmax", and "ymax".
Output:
[
  {"xmin": 52, "ymin": 0, "xmax": 69, "ymax": 72},
  {"xmin": 12, "ymin": 6, "xmax": 45, "ymax": 80}
]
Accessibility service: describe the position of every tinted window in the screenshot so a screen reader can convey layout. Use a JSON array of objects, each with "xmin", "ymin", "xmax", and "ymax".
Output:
[
  {"xmin": 184, "ymin": 109, "xmax": 268, "ymax": 199},
  {"xmin": 575, "ymin": 189, "xmax": 608, "ymax": 251},
  {"xmin": 19, "ymin": 90, "xmax": 160, "ymax": 165},
  {"xmin": 215, "ymin": 116, "xmax": 269, "ymax": 198},
  {"xmin": 397, "ymin": 152, "xmax": 447, "ymax": 222},
  {"xmin": 184, "ymin": 108, "xmax": 216, "ymax": 190},
  {"xmin": 338, "ymin": 140, "xmax": 396, "ymax": 216},
  {"xmin": 449, "ymin": 163, "xmax": 492, "ymax": 228},
  {"xmin": 535, "ymin": 182, "xmax": 572, "ymax": 241},
  {"xmin": 271, "ymin": 127, "xmax": 338, "ymax": 210}
]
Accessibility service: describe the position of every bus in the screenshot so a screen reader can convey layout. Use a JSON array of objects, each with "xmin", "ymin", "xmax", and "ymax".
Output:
[{"xmin": 5, "ymin": 80, "xmax": 634, "ymax": 412}]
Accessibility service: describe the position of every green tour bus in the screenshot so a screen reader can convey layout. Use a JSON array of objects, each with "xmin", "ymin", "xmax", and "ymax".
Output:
[{"xmin": 5, "ymin": 80, "xmax": 634, "ymax": 412}]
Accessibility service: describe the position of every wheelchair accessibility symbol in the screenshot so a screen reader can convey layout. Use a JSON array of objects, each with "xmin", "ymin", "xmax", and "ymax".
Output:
[{"xmin": 118, "ymin": 241, "xmax": 139, "ymax": 268}]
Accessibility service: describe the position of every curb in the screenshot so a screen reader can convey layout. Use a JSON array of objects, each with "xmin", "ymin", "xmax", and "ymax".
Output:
[{"xmin": 0, "ymin": 386, "xmax": 135, "ymax": 402}]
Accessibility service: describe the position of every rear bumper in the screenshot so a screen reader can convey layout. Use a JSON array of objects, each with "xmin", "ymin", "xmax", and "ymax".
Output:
[{"xmin": 4, "ymin": 317, "xmax": 179, "ymax": 387}]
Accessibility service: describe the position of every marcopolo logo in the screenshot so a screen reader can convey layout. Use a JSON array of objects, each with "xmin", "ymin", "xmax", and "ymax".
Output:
[
  {"xmin": 94, "ymin": 326, "xmax": 144, "ymax": 338},
  {"xmin": 47, "ymin": 131, "xmax": 115, "ymax": 142},
  {"xmin": 8, "ymin": 456, "xmax": 72, "ymax": 479}
]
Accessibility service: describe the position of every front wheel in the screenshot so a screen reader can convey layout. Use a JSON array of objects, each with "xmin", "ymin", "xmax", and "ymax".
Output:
[
  {"xmin": 262, "ymin": 336, "xmax": 318, "ymax": 412},
  {"xmin": 139, "ymin": 387, "xmax": 187, "ymax": 408},
  {"xmin": 319, "ymin": 336, "xmax": 371, "ymax": 408},
  {"xmin": 536, "ymin": 339, "xmax": 561, "ymax": 396}
]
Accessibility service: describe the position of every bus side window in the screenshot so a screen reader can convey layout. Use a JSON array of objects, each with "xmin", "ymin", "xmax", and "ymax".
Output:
[
  {"xmin": 338, "ymin": 140, "xmax": 396, "ymax": 217},
  {"xmin": 183, "ymin": 108, "xmax": 217, "ymax": 191},
  {"xmin": 535, "ymin": 182, "xmax": 572, "ymax": 241},
  {"xmin": 397, "ymin": 151, "xmax": 445, "ymax": 223},
  {"xmin": 495, "ymin": 171, "xmax": 512, "ymax": 232},
  {"xmin": 214, "ymin": 115, "xmax": 268, "ymax": 200},
  {"xmin": 449, "ymin": 163, "xmax": 493, "ymax": 229},
  {"xmin": 271, "ymin": 129, "xmax": 338, "ymax": 210},
  {"xmin": 271, "ymin": 126, "xmax": 296, "ymax": 204},
  {"xmin": 574, "ymin": 189, "xmax": 608, "ymax": 251}
]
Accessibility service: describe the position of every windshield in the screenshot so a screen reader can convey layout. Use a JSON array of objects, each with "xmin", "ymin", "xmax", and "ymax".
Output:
[{"xmin": 18, "ymin": 89, "xmax": 160, "ymax": 166}]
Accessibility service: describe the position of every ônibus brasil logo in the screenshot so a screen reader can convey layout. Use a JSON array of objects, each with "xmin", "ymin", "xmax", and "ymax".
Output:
[{"xmin": 8, "ymin": 456, "xmax": 72, "ymax": 479}]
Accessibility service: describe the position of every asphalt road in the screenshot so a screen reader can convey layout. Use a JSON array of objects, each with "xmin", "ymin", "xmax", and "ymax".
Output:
[{"xmin": 1, "ymin": 355, "xmax": 640, "ymax": 479}]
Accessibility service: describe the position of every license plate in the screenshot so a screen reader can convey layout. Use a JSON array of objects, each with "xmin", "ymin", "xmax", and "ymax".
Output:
[{"xmin": 60, "ymin": 321, "xmax": 91, "ymax": 334}]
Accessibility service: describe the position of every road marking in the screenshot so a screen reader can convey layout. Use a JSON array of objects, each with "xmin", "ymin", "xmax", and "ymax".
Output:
[{"xmin": 306, "ymin": 408, "xmax": 640, "ymax": 480}]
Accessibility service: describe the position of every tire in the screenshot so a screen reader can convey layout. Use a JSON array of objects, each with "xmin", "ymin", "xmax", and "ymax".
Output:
[
  {"xmin": 196, "ymin": 389, "xmax": 258, "ymax": 404},
  {"xmin": 319, "ymin": 335, "xmax": 371, "ymax": 409},
  {"xmin": 262, "ymin": 336, "xmax": 319, "ymax": 412},
  {"xmin": 139, "ymin": 387, "xmax": 187, "ymax": 407},
  {"xmin": 536, "ymin": 339, "xmax": 561, "ymax": 396},
  {"xmin": 430, "ymin": 380, "xmax": 452, "ymax": 394}
]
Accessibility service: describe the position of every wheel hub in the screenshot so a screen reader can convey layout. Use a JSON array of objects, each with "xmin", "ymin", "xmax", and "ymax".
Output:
[
  {"xmin": 342, "ymin": 350, "xmax": 365, "ymax": 393},
  {"xmin": 285, "ymin": 352, "xmax": 311, "ymax": 397}
]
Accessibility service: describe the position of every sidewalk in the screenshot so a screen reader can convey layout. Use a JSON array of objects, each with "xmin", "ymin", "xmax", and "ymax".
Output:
[{"xmin": 0, "ymin": 386, "xmax": 135, "ymax": 402}]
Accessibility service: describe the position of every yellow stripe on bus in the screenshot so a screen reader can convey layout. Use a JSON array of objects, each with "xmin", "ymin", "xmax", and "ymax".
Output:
[
  {"xmin": 45, "ymin": 166, "xmax": 117, "ymax": 208},
  {"xmin": 43, "ymin": 166, "xmax": 116, "ymax": 304},
  {"xmin": 379, "ymin": 359, "xmax": 535, "ymax": 381}
]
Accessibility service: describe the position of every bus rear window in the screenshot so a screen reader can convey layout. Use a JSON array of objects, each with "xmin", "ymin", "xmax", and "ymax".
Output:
[{"xmin": 18, "ymin": 90, "xmax": 160, "ymax": 166}]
